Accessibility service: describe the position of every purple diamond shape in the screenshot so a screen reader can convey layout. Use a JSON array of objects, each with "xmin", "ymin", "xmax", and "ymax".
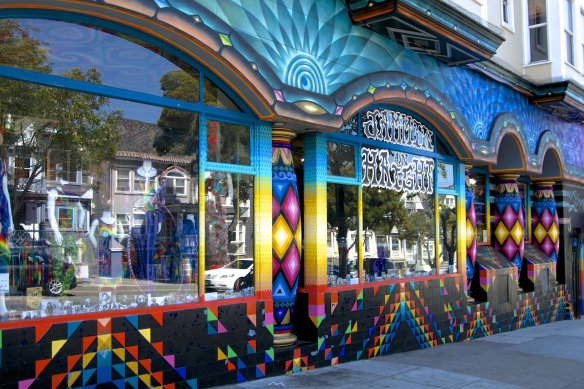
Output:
[
  {"xmin": 501, "ymin": 205, "xmax": 517, "ymax": 229},
  {"xmin": 540, "ymin": 209, "xmax": 553, "ymax": 230},
  {"xmin": 281, "ymin": 187, "xmax": 300, "ymax": 232},
  {"xmin": 502, "ymin": 238, "xmax": 518, "ymax": 261}
]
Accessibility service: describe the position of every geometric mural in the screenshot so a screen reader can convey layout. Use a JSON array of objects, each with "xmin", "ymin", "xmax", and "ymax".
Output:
[
  {"xmin": 493, "ymin": 175, "xmax": 525, "ymax": 271},
  {"xmin": 0, "ymin": 275, "xmax": 573, "ymax": 388},
  {"xmin": 272, "ymin": 129, "xmax": 302, "ymax": 346},
  {"xmin": 532, "ymin": 182, "xmax": 560, "ymax": 261}
]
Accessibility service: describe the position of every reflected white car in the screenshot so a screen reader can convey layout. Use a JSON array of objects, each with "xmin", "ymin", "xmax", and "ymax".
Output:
[{"xmin": 204, "ymin": 258, "xmax": 253, "ymax": 291}]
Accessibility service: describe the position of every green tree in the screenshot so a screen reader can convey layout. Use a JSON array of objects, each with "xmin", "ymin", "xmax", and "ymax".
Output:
[
  {"xmin": 363, "ymin": 187, "xmax": 407, "ymax": 236},
  {"xmin": 0, "ymin": 21, "xmax": 122, "ymax": 216},
  {"xmin": 398, "ymin": 194, "xmax": 435, "ymax": 266},
  {"xmin": 154, "ymin": 70, "xmax": 199, "ymax": 155},
  {"xmin": 439, "ymin": 196, "xmax": 457, "ymax": 268}
]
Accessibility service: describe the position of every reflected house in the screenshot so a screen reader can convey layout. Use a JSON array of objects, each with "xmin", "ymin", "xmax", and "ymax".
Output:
[{"xmin": 110, "ymin": 118, "xmax": 196, "ymax": 233}]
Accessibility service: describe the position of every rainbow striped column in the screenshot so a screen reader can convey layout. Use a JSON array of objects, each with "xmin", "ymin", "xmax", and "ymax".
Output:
[
  {"xmin": 465, "ymin": 166, "xmax": 477, "ymax": 293},
  {"xmin": 532, "ymin": 182, "xmax": 559, "ymax": 261},
  {"xmin": 272, "ymin": 128, "xmax": 302, "ymax": 347},
  {"xmin": 303, "ymin": 132, "xmax": 328, "ymax": 329},
  {"xmin": 493, "ymin": 174, "xmax": 524, "ymax": 271}
]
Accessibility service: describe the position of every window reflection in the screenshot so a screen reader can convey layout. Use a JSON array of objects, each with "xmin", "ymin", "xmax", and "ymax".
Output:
[
  {"xmin": 327, "ymin": 184, "xmax": 358, "ymax": 286},
  {"xmin": 0, "ymin": 80, "xmax": 200, "ymax": 321},
  {"xmin": 363, "ymin": 186, "xmax": 436, "ymax": 282},
  {"xmin": 327, "ymin": 142, "xmax": 355, "ymax": 177},
  {"xmin": 1, "ymin": 19, "xmax": 200, "ymax": 103},
  {"xmin": 204, "ymin": 172, "xmax": 254, "ymax": 300},
  {"xmin": 439, "ymin": 194, "xmax": 457, "ymax": 274},
  {"xmin": 469, "ymin": 172, "xmax": 488, "ymax": 242},
  {"xmin": 437, "ymin": 162, "xmax": 455, "ymax": 190},
  {"xmin": 206, "ymin": 121, "xmax": 250, "ymax": 166}
]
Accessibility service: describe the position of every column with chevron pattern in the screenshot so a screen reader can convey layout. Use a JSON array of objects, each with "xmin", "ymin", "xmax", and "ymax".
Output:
[
  {"xmin": 272, "ymin": 128, "xmax": 302, "ymax": 346},
  {"xmin": 493, "ymin": 174, "xmax": 524, "ymax": 271},
  {"xmin": 532, "ymin": 182, "xmax": 559, "ymax": 261}
]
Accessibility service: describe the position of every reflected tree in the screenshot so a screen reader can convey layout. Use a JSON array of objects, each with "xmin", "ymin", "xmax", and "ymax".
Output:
[
  {"xmin": 439, "ymin": 196, "xmax": 457, "ymax": 268},
  {"xmin": 398, "ymin": 194, "xmax": 435, "ymax": 266},
  {"xmin": 0, "ymin": 21, "xmax": 121, "ymax": 216}
]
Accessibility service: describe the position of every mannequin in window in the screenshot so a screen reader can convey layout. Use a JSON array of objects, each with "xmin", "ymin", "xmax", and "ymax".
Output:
[
  {"xmin": 132, "ymin": 177, "xmax": 165, "ymax": 281},
  {"xmin": 47, "ymin": 179, "xmax": 86, "ymax": 246},
  {"xmin": 0, "ymin": 126, "xmax": 14, "ymax": 315},
  {"xmin": 89, "ymin": 211, "xmax": 124, "ymax": 276},
  {"xmin": 179, "ymin": 213, "xmax": 198, "ymax": 282},
  {"xmin": 136, "ymin": 160, "xmax": 156, "ymax": 192},
  {"xmin": 204, "ymin": 172, "xmax": 233, "ymax": 269}
]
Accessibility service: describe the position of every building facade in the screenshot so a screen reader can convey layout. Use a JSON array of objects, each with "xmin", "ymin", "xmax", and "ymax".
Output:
[{"xmin": 0, "ymin": 0, "xmax": 583, "ymax": 387}]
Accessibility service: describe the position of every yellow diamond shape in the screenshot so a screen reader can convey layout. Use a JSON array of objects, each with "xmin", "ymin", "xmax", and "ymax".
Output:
[
  {"xmin": 548, "ymin": 222, "xmax": 559, "ymax": 243},
  {"xmin": 533, "ymin": 223, "xmax": 547, "ymax": 244},
  {"xmin": 510, "ymin": 221, "xmax": 524, "ymax": 245},
  {"xmin": 494, "ymin": 222, "xmax": 509, "ymax": 244},
  {"xmin": 466, "ymin": 219, "xmax": 475, "ymax": 243},
  {"xmin": 273, "ymin": 214, "xmax": 293, "ymax": 259},
  {"xmin": 295, "ymin": 221, "xmax": 302, "ymax": 256}
]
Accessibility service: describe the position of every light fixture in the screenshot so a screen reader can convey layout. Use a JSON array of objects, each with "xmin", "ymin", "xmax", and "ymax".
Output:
[
  {"xmin": 478, "ymin": 148, "xmax": 490, "ymax": 155},
  {"xmin": 294, "ymin": 101, "xmax": 327, "ymax": 115}
]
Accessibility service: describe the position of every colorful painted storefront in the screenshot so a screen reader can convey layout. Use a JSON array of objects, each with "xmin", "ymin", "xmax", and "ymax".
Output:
[{"xmin": 0, "ymin": 1, "xmax": 582, "ymax": 388}]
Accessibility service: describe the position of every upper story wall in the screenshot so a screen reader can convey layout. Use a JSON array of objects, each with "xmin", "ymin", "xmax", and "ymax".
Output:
[{"xmin": 479, "ymin": 0, "xmax": 584, "ymax": 86}]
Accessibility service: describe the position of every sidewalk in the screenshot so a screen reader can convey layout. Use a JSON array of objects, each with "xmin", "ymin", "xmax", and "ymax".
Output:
[{"xmin": 221, "ymin": 319, "xmax": 584, "ymax": 389}]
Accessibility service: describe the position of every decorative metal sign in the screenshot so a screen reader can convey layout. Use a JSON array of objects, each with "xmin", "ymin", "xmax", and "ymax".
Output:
[
  {"xmin": 362, "ymin": 147, "xmax": 434, "ymax": 195},
  {"xmin": 361, "ymin": 109, "xmax": 434, "ymax": 152}
]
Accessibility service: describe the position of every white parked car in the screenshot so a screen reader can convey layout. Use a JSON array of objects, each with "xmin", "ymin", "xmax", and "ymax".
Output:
[{"xmin": 204, "ymin": 258, "xmax": 253, "ymax": 291}]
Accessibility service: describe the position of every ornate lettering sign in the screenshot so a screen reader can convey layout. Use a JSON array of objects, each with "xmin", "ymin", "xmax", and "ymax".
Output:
[
  {"xmin": 361, "ymin": 109, "xmax": 434, "ymax": 152},
  {"xmin": 362, "ymin": 147, "xmax": 434, "ymax": 195}
]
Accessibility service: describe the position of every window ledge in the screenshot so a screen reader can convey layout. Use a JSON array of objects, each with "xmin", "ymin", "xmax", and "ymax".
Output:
[
  {"xmin": 565, "ymin": 61, "xmax": 580, "ymax": 73},
  {"xmin": 523, "ymin": 60, "xmax": 552, "ymax": 68},
  {"xmin": 501, "ymin": 22, "xmax": 515, "ymax": 34}
]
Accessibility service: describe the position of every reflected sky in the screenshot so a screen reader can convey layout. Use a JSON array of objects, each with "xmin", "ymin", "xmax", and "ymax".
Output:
[{"xmin": 22, "ymin": 19, "xmax": 180, "ymax": 123}]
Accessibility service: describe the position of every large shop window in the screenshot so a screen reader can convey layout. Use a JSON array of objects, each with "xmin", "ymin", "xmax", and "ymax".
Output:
[
  {"xmin": 0, "ymin": 19, "xmax": 256, "ymax": 321},
  {"xmin": 327, "ymin": 107, "xmax": 460, "ymax": 286}
]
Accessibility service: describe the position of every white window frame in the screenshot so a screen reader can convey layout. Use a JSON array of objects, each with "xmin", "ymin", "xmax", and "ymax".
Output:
[
  {"xmin": 565, "ymin": 0, "xmax": 575, "ymax": 65},
  {"xmin": 163, "ymin": 169, "xmax": 188, "ymax": 197},
  {"xmin": 115, "ymin": 168, "xmax": 131, "ymax": 193},
  {"xmin": 581, "ymin": 8, "xmax": 584, "ymax": 70},
  {"xmin": 502, "ymin": 0, "xmax": 515, "ymax": 31},
  {"xmin": 526, "ymin": 0, "xmax": 549, "ymax": 64},
  {"xmin": 115, "ymin": 167, "xmax": 154, "ymax": 194}
]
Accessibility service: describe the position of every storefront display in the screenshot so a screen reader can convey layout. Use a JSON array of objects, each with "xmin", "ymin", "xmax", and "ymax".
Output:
[
  {"xmin": 0, "ymin": 18, "xmax": 258, "ymax": 321},
  {"xmin": 327, "ymin": 108, "xmax": 457, "ymax": 285}
]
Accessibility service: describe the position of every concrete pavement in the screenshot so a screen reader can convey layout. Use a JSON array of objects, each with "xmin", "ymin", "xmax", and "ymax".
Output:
[{"xmin": 220, "ymin": 319, "xmax": 584, "ymax": 389}]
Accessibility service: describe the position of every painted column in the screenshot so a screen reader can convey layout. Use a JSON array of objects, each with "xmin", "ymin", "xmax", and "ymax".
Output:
[
  {"xmin": 532, "ymin": 182, "xmax": 559, "ymax": 261},
  {"xmin": 303, "ymin": 132, "xmax": 328, "ymax": 329},
  {"xmin": 272, "ymin": 128, "xmax": 301, "ymax": 347},
  {"xmin": 465, "ymin": 165, "xmax": 477, "ymax": 294},
  {"xmin": 493, "ymin": 174, "xmax": 524, "ymax": 271}
]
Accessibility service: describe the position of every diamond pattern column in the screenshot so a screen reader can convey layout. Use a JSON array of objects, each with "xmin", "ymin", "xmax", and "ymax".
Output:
[
  {"xmin": 465, "ymin": 166, "xmax": 477, "ymax": 295},
  {"xmin": 532, "ymin": 182, "xmax": 559, "ymax": 261},
  {"xmin": 272, "ymin": 128, "xmax": 301, "ymax": 347},
  {"xmin": 493, "ymin": 174, "xmax": 524, "ymax": 271}
]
